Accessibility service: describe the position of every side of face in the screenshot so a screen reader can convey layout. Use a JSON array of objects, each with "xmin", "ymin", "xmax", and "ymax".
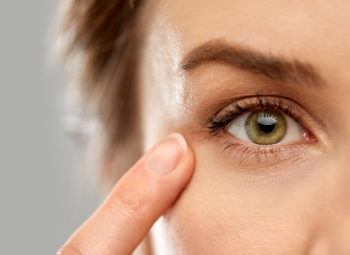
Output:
[{"xmin": 138, "ymin": 0, "xmax": 350, "ymax": 254}]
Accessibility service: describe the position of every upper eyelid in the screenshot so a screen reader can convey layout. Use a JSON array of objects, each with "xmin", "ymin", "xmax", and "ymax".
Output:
[
  {"xmin": 208, "ymin": 95, "xmax": 297, "ymax": 126},
  {"xmin": 213, "ymin": 95, "xmax": 295, "ymax": 118}
]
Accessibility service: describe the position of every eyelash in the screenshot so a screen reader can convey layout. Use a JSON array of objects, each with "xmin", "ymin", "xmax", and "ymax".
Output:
[
  {"xmin": 204, "ymin": 95, "xmax": 318, "ymax": 165},
  {"xmin": 207, "ymin": 96, "xmax": 299, "ymax": 134}
]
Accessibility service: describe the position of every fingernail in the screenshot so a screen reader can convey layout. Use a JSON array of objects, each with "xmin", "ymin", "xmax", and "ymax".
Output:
[{"xmin": 145, "ymin": 133, "xmax": 187, "ymax": 175}]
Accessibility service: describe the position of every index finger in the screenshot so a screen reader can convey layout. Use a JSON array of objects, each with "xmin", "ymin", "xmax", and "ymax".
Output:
[{"xmin": 57, "ymin": 133, "xmax": 195, "ymax": 255}]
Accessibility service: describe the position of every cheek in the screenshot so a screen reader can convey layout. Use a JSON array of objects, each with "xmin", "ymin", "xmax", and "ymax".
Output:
[{"xmin": 159, "ymin": 142, "xmax": 335, "ymax": 255}]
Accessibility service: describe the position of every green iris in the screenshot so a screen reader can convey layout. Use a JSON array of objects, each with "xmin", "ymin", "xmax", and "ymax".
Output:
[{"xmin": 245, "ymin": 111, "xmax": 287, "ymax": 145}]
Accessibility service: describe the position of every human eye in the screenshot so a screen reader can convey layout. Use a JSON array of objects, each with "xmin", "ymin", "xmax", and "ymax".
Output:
[
  {"xmin": 226, "ymin": 107, "xmax": 308, "ymax": 146},
  {"xmin": 205, "ymin": 95, "xmax": 324, "ymax": 166}
]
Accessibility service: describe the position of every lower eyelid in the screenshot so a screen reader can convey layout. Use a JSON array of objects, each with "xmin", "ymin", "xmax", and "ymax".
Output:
[{"xmin": 217, "ymin": 137, "xmax": 318, "ymax": 171}]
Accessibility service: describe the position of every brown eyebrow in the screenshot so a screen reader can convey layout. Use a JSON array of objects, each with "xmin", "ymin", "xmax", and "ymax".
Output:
[{"xmin": 181, "ymin": 40, "xmax": 325, "ymax": 87}]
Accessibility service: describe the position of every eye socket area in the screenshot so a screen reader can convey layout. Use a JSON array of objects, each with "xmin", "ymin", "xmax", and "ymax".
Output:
[{"xmin": 226, "ymin": 110, "xmax": 309, "ymax": 145}]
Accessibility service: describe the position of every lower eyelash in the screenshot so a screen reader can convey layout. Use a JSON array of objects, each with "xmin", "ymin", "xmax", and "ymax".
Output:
[
  {"xmin": 222, "ymin": 141, "xmax": 302, "ymax": 163},
  {"xmin": 220, "ymin": 140, "xmax": 309, "ymax": 166}
]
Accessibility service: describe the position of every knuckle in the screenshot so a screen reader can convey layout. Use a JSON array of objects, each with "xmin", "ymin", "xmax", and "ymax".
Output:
[
  {"xmin": 113, "ymin": 192, "xmax": 144, "ymax": 220},
  {"xmin": 107, "ymin": 184, "xmax": 151, "ymax": 223}
]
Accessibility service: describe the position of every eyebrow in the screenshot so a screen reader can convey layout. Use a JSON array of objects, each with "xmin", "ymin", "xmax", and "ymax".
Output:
[{"xmin": 181, "ymin": 40, "xmax": 325, "ymax": 87}]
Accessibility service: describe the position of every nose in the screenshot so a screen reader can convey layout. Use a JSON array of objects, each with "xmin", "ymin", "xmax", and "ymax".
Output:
[
  {"xmin": 309, "ymin": 218, "xmax": 350, "ymax": 255},
  {"xmin": 308, "ymin": 154, "xmax": 350, "ymax": 255}
]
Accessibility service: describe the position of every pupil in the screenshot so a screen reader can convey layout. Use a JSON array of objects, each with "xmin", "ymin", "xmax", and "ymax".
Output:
[{"xmin": 257, "ymin": 114, "xmax": 278, "ymax": 134}]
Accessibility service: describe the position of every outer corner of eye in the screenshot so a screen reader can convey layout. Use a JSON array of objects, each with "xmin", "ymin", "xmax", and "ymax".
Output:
[{"xmin": 226, "ymin": 111, "xmax": 311, "ymax": 145}]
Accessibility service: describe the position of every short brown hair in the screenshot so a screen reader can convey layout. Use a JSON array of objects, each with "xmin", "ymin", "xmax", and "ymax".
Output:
[{"xmin": 57, "ymin": 0, "xmax": 146, "ymax": 185}]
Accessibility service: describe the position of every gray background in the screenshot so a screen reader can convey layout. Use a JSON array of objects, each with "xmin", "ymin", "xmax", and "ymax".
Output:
[{"xmin": 0, "ymin": 1, "xmax": 100, "ymax": 254}]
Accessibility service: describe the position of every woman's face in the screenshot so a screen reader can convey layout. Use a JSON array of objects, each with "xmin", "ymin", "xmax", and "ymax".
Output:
[{"xmin": 138, "ymin": 0, "xmax": 350, "ymax": 253}]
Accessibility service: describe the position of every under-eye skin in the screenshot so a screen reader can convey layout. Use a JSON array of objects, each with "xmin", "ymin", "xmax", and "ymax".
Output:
[{"xmin": 205, "ymin": 95, "xmax": 322, "ymax": 166}]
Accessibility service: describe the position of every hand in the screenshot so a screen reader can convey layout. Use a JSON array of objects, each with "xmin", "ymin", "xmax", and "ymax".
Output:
[{"xmin": 57, "ymin": 133, "xmax": 195, "ymax": 255}]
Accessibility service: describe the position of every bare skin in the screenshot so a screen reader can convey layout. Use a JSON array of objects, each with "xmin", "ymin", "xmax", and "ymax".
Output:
[
  {"xmin": 60, "ymin": 0, "xmax": 350, "ymax": 254},
  {"xmin": 140, "ymin": 0, "xmax": 350, "ymax": 254}
]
